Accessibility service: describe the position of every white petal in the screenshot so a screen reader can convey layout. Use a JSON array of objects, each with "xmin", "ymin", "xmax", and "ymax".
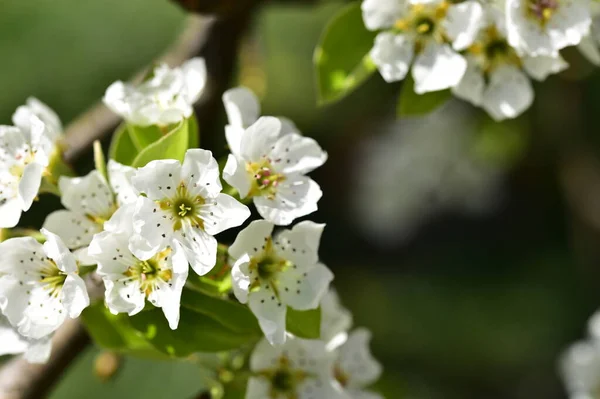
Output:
[
  {"xmin": 200, "ymin": 193, "xmax": 250, "ymax": 235},
  {"xmin": 225, "ymin": 125, "xmax": 245, "ymax": 157},
  {"xmin": 103, "ymin": 203, "xmax": 135, "ymax": 234},
  {"xmin": 249, "ymin": 337, "xmax": 281, "ymax": 371},
  {"xmin": 338, "ymin": 328, "xmax": 383, "ymax": 388},
  {"xmin": 150, "ymin": 270, "xmax": 187, "ymax": 330},
  {"xmin": 181, "ymin": 57, "xmax": 207, "ymax": 104},
  {"xmin": 240, "ymin": 116, "xmax": 282, "ymax": 161},
  {"xmin": 444, "ymin": 1, "xmax": 485, "ymax": 51},
  {"xmin": 361, "ymin": 0, "xmax": 404, "ymax": 30},
  {"xmin": 0, "ymin": 318, "xmax": 29, "ymax": 355},
  {"xmin": 223, "ymin": 154, "xmax": 251, "ymax": 198},
  {"xmin": 248, "ymin": 286, "xmax": 287, "ymax": 345},
  {"xmin": 279, "ymin": 263, "xmax": 334, "ymax": 310},
  {"xmin": 59, "ymin": 171, "xmax": 114, "ymax": 219},
  {"xmin": 181, "ymin": 149, "xmax": 222, "ymax": 198},
  {"xmin": 223, "ymin": 86, "xmax": 260, "ymax": 129},
  {"xmin": 42, "ymin": 210, "xmax": 101, "ymax": 250},
  {"xmin": 174, "ymin": 223, "xmax": 217, "ymax": 276},
  {"xmin": 276, "ymin": 221, "xmax": 324, "ymax": 266},
  {"xmin": 559, "ymin": 340, "xmax": 600, "ymax": 395},
  {"xmin": 23, "ymin": 336, "xmax": 52, "ymax": 364},
  {"xmin": 0, "ymin": 198, "xmax": 23, "ymax": 229},
  {"xmin": 231, "ymin": 255, "xmax": 251, "ymax": 304},
  {"xmin": 107, "ymin": 160, "xmax": 138, "ymax": 206},
  {"xmin": 369, "ymin": 32, "xmax": 414, "ymax": 83},
  {"xmin": 579, "ymin": 34, "xmax": 600, "ymax": 65},
  {"xmin": 412, "ymin": 42, "xmax": 467, "ymax": 94},
  {"xmin": 130, "ymin": 196, "xmax": 172, "ymax": 260},
  {"xmin": 131, "ymin": 159, "xmax": 181, "ymax": 201},
  {"xmin": 61, "ymin": 274, "xmax": 90, "ymax": 318},
  {"xmin": 229, "ymin": 220, "xmax": 275, "ymax": 260},
  {"xmin": 522, "ymin": 54, "xmax": 569, "ymax": 80},
  {"xmin": 270, "ymin": 132, "xmax": 327, "ymax": 175},
  {"xmin": 452, "ymin": 57, "xmax": 484, "ymax": 106},
  {"xmin": 482, "ymin": 65, "xmax": 533, "ymax": 121},
  {"xmin": 41, "ymin": 228, "xmax": 78, "ymax": 273},
  {"xmin": 321, "ymin": 289, "xmax": 353, "ymax": 347},
  {"xmin": 18, "ymin": 162, "xmax": 43, "ymax": 211},
  {"xmin": 245, "ymin": 377, "xmax": 271, "ymax": 399},
  {"xmin": 546, "ymin": 0, "xmax": 591, "ymax": 51}
]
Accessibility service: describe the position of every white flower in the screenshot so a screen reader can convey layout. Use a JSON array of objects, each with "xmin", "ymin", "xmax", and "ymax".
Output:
[
  {"xmin": 321, "ymin": 289, "xmax": 354, "ymax": 350},
  {"xmin": 332, "ymin": 329, "xmax": 383, "ymax": 399},
  {"xmin": 229, "ymin": 220, "xmax": 334, "ymax": 345},
  {"xmin": 0, "ymin": 315, "xmax": 52, "ymax": 363},
  {"xmin": 12, "ymin": 97, "xmax": 64, "ymax": 149},
  {"xmin": 0, "ymin": 229, "xmax": 89, "ymax": 339},
  {"xmin": 453, "ymin": 16, "xmax": 568, "ymax": 120},
  {"xmin": 88, "ymin": 204, "xmax": 188, "ymax": 329},
  {"xmin": 366, "ymin": 0, "xmax": 484, "ymax": 93},
  {"xmin": 103, "ymin": 57, "xmax": 207, "ymax": 126},
  {"xmin": 0, "ymin": 124, "xmax": 49, "ymax": 228},
  {"xmin": 578, "ymin": 4, "xmax": 600, "ymax": 65},
  {"xmin": 560, "ymin": 339, "xmax": 600, "ymax": 398},
  {"xmin": 223, "ymin": 111, "xmax": 327, "ymax": 225},
  {"xmin": 42, "ymin": 160, "xmax": 137, "ymax": 263},
  {"xmin": 247, "ymin": 335, "xmax": 349, "ymax": 399},
  {"xmin": 506, "ymin": 0, "xmax": 591, "ymax": 56},
  {"xmin": 130, "ymin": 148, "xmax": 250, "ymax": 276}
]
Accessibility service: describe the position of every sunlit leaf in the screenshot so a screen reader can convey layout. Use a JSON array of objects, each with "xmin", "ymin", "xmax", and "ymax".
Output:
[
  {"xmin": 286, "ymin": 307, "xmax": 321, "ymax": 339},
  {"xmin": 131, "ymin": 119, "xmax": 189, "ymax": 167}
]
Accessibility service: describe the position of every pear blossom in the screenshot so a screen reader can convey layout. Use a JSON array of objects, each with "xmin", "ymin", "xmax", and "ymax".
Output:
[
  {"xmin": 103, "ymin": 58, "xmax": 207, "ymax": 126},
  {"xmin": 364, "ymin": 0, "xmax": 484, "ymax": 93},
  {"xmin": 130, "ymin": 148, "xmax": 250, "ymax": 276},
  {"xmin": 578, "ymin": 3, "xmax": 600, "ymax": 65},
  {"xmin": 332, "ymin": 329, "xmax": 383, "ymax": 399},
  {"xmin": 12, "ymin": 97, "xmax": 64, "ymax": 150},
  {"xmin": 453, "ymin": 11, "xmax": 568, "ymax": 120},
  {"xmin": 0, "ymin": 124, "xmax": 50, "ymax": 228},
  {"xmin": 0, "ymin": 229, "xmax": 89, "ymax": 339},
  {"xmin": 88, "ymin": 204, "xmax": 188, "ymax": 329},
  {"xmin": 0, "ymin": 315, "xmax": 52, "ymax": 363},
  {"xmin": 560, "ymin": 339, "xmax": 600, "ymax": 399},
  {"xmin": 42, "ymin": 160, "xmax": 137, "ymax": 262},
  {"xmin": 506, "ymin": 0, "xmax": 591, "ymax": 56},
  {"xmin": 247, "ymin": 335, "xmax": 348, "ymax": 399},
  {"xmin": 229, "ymin": 220, "xmax": 334, "ymax": 345},
  {"xmin": 223, "ymin": 109, "xmax": 327, "ymax": 225},
  {"xmin": 321, "ymin": 289, "xmax": 353, "ymax": 350}
]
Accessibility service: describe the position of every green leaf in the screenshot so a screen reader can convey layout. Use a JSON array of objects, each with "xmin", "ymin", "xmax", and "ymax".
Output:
[
  {"xmin": 108, "ymin": 123, "xmax": 139, "ymax": 166},
  {"xmin": 127, "ymin": 124, "xmax": 165, "ymax": 151},
  {"xmin": 181, "ymin": 288, "xmax": 260, "ymax": 335},
  {"xmin": 471, "ymin": 117, "xmax": 529, "ymax": 168},
  {"xmin": 314, "ymin": 3, "xmax": 378, "ymax": 105},
  {"xmin": 80, "ymin": 302, "xmax": 167, "ymax": 359},
  {"xmin": 130, "ymin": 306, "xmax": 260, "ymax": 357},
  {"xmin": 286, "ymin": 307, "xmax": 321, "ymax": 339},
  {"xmin": 93, "ymin": 140, "xmax": 108, "ymax": 182},
  {"xmin": 397, "ymin": 76, "xmax": 451, "ymax": 117},
  {"xmin": 188, "ymin": 114, "xmax": 200, "ymax": 149},
  {"xmin": 131, "ymin": 120, "xmax": 189, "ymax": 167}
]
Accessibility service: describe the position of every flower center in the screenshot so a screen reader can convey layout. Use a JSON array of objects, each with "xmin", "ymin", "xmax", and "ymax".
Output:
[
  {"xmin": 159, "ymin": 184, "xmax": 205, "ymax": 231},
  {"xmin": 527, "ymin": 0, "xmax": 558, "ymax": 24},
  {"xmin": 257, "ymin": 257, "xmax": 284, "ymax": 280},
  {"xmin": 40, "ymin": 261, "xmax": 67, "ymax": 298},
  {"xmin": 468, "ymin": 26, "xmax": 522, "ymax": 73},
  {"xmin": 125, "ymin": 249, "xmax": 172, "ymax": 296},
  {"xmin": 246, "ymin": 159, "xmax": 286, "ymax": 200},
  {"xmin": 394, "ymin": 2, "xmax": 449, "ymax": 51},
  {"xmin": 272, "ymin": 370, "xmax": 296, "ymax": 393}
]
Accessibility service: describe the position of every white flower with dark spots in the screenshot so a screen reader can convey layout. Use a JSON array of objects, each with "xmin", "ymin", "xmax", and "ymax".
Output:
[
  {"xmin": 0, "ymin": 229, "xmax": 89, "ymax": 339},
  {"xmin": 332, "ymin": 329, "xmax": 383, "ymax": 399},
  {"xmin": 130, "ymin": 148, "xmax": 250, "ymax": 276},
  {"xmin": 247, "ymin": 335, "xmax": 349, "ymax": 399},
  {"xmin": 88, "ymin": 204, "xmax": 188, "ymax": 329},
  {"xmin": 42, "ymin": 160, "xmax": 137, "ymax": 263},
  {"xmin": 506, "ymin": 0, "xmax": 591, "ymax": 56},
  {"xmin": 229, "ymin": 220, "xmax": 334, "ymax": 345},
  {"xmin": 0, "ymin": 315, "xmax": 52, "ymax": 363},
  {"xmin": 223, "ymin": 111, "xmax": 327, "ymax": 225},
  {"xmin": 103, "ymin": 58, "xmax": 207, "ymax": 126},
  {"xmin": 366, "ymin": 0, "xmax": 484, "ymax": 93},
  {"xmin": 0, "ymin": 124, "xmax": 49, "ymax": 228},
  {"xmin": 321, "ymin": 289, "xmax": 354, "ymax": 350},
  {"xmin": 453, "ymin": 12, "xmax": 568, "ymax": 120}
]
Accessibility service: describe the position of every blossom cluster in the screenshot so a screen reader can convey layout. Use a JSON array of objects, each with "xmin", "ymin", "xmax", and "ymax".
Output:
[
  {"xmin": 0, "ymin": 59, "xmax": 383, "ymax": 397},
  {"xmin": 363, "ymin": 0, "xmax": 596, "ymax": 120}
]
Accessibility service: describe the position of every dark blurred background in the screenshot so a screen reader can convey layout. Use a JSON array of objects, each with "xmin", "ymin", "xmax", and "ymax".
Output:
[{"xmin": 2, "ymin": 0, "xmax": 600, "ymax": 398}]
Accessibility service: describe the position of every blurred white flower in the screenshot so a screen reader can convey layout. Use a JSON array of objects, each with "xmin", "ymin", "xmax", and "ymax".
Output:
[
  {"xmin": 12, "ymin": 97, "xmax": 64, "ymax": 149},
  {"xmin": 578, "ymin": 3, "xmax": 600, "ymax": 65},
  {"xmin": 42, "ymin": 160, "xmax": 137, "ymax": 263},
  {"xmin": 88, "ymin": 204, "xmax": 188, "ymax": 330},
  {"xmin": 353, "ymin": 101, "xmax": 504, "ymax": 246},
  {"xmin": 364, "ymin": 0, "xmax": 484, "ymax": 93},
  {"xmin": 0, "ymin": 229, "xmax": 89, "ymax": 340},
  {"xmin": 247, "ymin": 335, "xmax": 349, "ymax": 399},
  {"xmin": 333, "ymin": 329, "xmax": 383, "ymax": 399},
  {"xmin": 222, "ymin": 87, "xmax": 327, "ymax": 226},
  {"xmin": 506, "ymin": 0, "xmax": 591, "ymax": 56},
  {"xmin": 321, "ymin": 289, "xmax": 354, "ymax": 350},
  {"xmin": 103, "ymin": 58, "xmax": 206, "ymax": 126},
  {"xmin": 0, "ymin": 315, "xmax": 52, "ymax": 363},
  {"xmin": 229, "ymin": 220, "xmax": 334, "ymax": 345},
  {"xmin": 130, "ymin": 149, "xmax": 249, "ymax": 276}
]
